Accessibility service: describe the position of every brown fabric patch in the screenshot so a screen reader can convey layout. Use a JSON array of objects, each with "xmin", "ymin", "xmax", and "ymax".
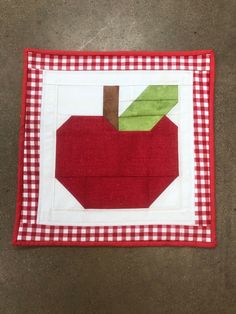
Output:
[{"xmin": 103, "ymin": 86, "xmax": 119, "ymax": 129}]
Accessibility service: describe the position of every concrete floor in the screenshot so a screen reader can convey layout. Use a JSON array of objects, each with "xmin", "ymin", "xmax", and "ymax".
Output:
[{"xmin": 0, "ymin": 0, "xmax": 236, "ymax": 313}]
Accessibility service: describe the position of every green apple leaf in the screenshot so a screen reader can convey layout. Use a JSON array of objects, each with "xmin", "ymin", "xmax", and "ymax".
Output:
[{"xmin": 119, "ymin": 85, "xmax": 178, "ymax": 131}]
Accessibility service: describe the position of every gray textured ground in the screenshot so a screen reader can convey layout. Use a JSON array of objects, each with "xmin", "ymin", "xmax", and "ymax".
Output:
[{"xmin": 0, "ymin": 1, "xmax": 236, "ymax": 313}]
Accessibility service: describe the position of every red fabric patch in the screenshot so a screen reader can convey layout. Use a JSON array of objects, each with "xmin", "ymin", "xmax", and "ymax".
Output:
[{"xmin": 56, "ymin": 116, "xmax": 178, "ymax": 208}]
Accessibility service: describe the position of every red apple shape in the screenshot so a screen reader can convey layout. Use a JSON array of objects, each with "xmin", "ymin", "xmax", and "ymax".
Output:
[{"xmin": 55, "ymin": 116, "xmax": 178, "ymax": 209}]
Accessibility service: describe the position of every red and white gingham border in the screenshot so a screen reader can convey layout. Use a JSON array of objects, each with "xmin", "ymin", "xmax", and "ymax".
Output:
[{"xmin": 13, "ymin": 49, "xmax": 216, "ymax": 247}]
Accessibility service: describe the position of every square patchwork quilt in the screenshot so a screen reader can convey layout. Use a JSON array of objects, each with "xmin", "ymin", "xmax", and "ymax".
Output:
[{"xmin": 13, "ymin": 49, "xmax": 216, "ymax": 247}]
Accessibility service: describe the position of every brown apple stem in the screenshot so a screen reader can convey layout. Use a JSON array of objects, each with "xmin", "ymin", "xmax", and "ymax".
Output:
[{"xmin": 103, "ymin": 86, "xmax": 119, "ymax": 130}]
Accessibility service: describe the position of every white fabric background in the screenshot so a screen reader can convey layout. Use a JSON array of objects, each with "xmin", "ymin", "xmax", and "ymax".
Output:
[{"xmin": 37, "ymin": 70, "xmax": 195, "ymax": 226}]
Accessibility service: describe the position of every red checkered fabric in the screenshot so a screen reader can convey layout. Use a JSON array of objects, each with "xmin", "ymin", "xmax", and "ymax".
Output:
[{"xmin": 13, "ymin": 50, "xmax": 215, "ymax": 246}]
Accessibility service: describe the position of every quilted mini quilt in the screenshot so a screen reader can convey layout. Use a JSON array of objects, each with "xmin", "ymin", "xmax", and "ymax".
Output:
[{"xmin": 13, "ymin": 49, "xmax": 216, "ymax": 247}]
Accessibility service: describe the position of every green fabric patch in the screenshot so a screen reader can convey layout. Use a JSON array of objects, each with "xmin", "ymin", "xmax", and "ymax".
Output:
[{"xmin": 119, "ymin": 85, "xmax": 178, "ymax": 131}]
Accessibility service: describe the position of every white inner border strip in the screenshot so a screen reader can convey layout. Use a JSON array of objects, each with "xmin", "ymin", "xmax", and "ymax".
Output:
[{"xmin": 44, "ymin": 70, "xmax": 193, "ymax": 86}]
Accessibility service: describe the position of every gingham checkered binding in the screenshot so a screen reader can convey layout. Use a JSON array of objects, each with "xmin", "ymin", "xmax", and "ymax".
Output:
[{"xmin": 14, "ymin": 50, "xmax": 215, "ymax": 246}]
